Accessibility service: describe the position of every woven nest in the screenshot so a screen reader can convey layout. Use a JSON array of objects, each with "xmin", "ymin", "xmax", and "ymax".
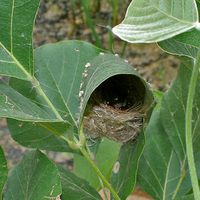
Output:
[{"xmin": 83, "ymin": 74, "xmax": 149, "ymax": 143}]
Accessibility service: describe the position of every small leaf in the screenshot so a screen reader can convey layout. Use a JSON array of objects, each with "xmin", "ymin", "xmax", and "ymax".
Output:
[
  {"xmin": 0, "ymin": 146, "xmax": 8, "ymax": 200},
  {"xmin": 112, "ymin": 0, "xmax": 199, "ymax": 43},
  {"xmin": 74, "ymin": 138, "xmax": 120, "ymax": 190},
  {"xmin": 0, "ymin": 0, "xmax": 41, "ymax": 79},
  {"xmin": 153, "ymin": 90, "xmax": 164, "ymax": 111},
  {"xmin": 110, "ymin": 131, "xmax": 145, "ymax": 200},
  {"xmin": 158, "ymin": 29, "xmax": 200, "ymax": 67},
  {"xmin": 3, "ymin": 149, "xmax": 61, "ymax": 200},
  {"xmin": 57, "ymin": 165, "xmax": 102, "ymax": 200}
]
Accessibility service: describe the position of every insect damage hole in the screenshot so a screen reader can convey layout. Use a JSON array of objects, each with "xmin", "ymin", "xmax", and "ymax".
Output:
[{"xmin": 83, "ymin": 74, "xmax": 148, "ymax": 143}]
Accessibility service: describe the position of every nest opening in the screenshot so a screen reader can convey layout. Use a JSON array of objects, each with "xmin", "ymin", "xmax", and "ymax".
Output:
[
  {"xmin": 83, "ymin": 74, "xmax": 147, "ymax": 143},
  {"xmin": 88, "ymin": 74, "xmax": 146, "ymax": 110}
]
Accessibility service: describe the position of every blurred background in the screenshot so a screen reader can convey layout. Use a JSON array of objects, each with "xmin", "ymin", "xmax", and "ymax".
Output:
[{"xmin": 0, "ymin": 0, "xmax": 180, "ymax": 199}]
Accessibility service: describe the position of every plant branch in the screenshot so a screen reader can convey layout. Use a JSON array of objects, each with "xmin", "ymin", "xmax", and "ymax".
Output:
[
  {"xmin": 185, "ymin": 46, "xmax": 200, "ymax": 199},
  {"xmin": 79, "ymin": 147, "xmax": 121, "ymax": 200},
  {"xmin": 31, "ymin": 77, "xmax": 63, "ymax": 121}
]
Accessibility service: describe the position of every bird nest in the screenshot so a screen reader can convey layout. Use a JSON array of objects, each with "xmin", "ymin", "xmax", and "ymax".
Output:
[{"xmin": 83, "ymin": 74, "xmax": 150, "ymax": 143}]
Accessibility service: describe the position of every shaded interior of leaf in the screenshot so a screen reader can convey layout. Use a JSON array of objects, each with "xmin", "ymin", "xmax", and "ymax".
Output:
[{"xmin": 87, "ymin": 74, "xmax": 146, "ymax": 110}]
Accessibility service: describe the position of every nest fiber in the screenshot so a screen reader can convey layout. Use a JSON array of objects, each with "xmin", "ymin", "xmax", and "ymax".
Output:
[{"xmin": 83, "ymin": 74, "xmax": 149, "ymax": 143}]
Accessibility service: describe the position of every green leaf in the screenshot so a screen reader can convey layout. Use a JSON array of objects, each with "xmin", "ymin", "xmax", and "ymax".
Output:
[
  {"xmin": 0, "ymin": 146, "xmax": 8, "ymax": 200},
  {"xmin": 6, "ymin": 120, "xmax": 77, "ymax": 153},
  {"xmin": 158, "ymin": 29, "xmax": 200, "ymax": 67},
  {"xmin": 137, "ymin": 110, "xmax": 181, "ymax": 200},
  {"xmin": 0, "ymin": 0, "xmax": 41, "ymax": 79},
  {"xmin": 110, "ymin": 131, "xmax": 145, "ymax": 200},
  {"xmin": 79, "ymin": 53, "xmax": 154, "ymax": 126},
  {"xmin": 5, "ymin": 41, "xmax": 107, "ymax": 151},
  {"xmin": 112, "ymin": 0, "xmax": 199, "ymax": 43},
  {"xmin": 74, "ymin": 138, "xmax": 120, "ymax": 190},
  {"xmin": 160, "ymin": 63, "xmax": 200, "ymax": 163},
  {"xmin": 138, "ymin": 65, "xmax": 200, "ymax": 199},
  {"xmin": 3, "ymin": 149, "xmax": 62, "ymax": 200},
  {"xmin": 6, "ymin": 41, "xmax": 154, "ymax": 152},
  {"xmin": 153, "ymin": 90, "xmax": 164, "ymax": 111},
  {"xmin": 176, "ymin": 151, "xmax": 200, "ymax": 198},
  {"xmin": 57, "ymin": 165, "xmax": 102, "ymax": 200},
  {"xmin": 5, "ymin": 41, "xmax": 107, "ymax": 124},
  {"xmin": 175, "ymin": 194, "xmax": 194, "ymax": 200},
  {"xmin": 0, "ymin": 80, "xmax": 60, "ymax": 122}
]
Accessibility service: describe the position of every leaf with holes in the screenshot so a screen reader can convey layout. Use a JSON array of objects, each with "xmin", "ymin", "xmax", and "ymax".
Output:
[
  {"xmin": 0, "ymin": 0, "xmax": 41, "ymax": 79},
  {"xmin": 112, "ymin": 0, "xmax": 199, "ymax": 43}
]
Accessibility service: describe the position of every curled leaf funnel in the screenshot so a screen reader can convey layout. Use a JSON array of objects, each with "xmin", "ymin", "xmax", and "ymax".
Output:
[{"xmin": 78, "ymin": 53, "xmax": 155, "ymax": 143}]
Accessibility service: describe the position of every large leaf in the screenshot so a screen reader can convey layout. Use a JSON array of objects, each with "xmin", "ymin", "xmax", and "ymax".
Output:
[
  {"xmin": 5, "ymin": 41, "xmax": 107, "ymax": 124},
  {"xmin": 0, "ymin": 0, "xmax": 41, "ymax": 79},
  {"xmin": 160, "ymin": 63, "xmax": 200, "ymax": 163},
  {"xmin": 0, "ymin": 146, "xmax": 8, "ymax": 200},
  {"xmin": 6, "ymin": 41, "xmax": 154, "ymax": 152},
  {"xmin": 137, "ymin": 110, "xmax": 181, "ymax": 200},
  {"xmin": 79, "ymin": 53, "xmax": 154, "ymax": 126},
  {"xmin": 112, "ymin": 0, "xmax": 199, "ymax": 43},
  {"xmin": 3, "ymin": 149, "xmax": 62, "ymax": 200},
  {"xmin": 5, "ymin": 41, "xmax": 107, "ymax": 151},
  {"xmin": 110, "ymin": 131, "xmax": 145, "ymax": 200},
  {"xmin": 57, "ymin": 165, "xmax": 102, "ymax": 200},
  {"xmin": 138, "ymin": 64, "xmax": 200, "ymax": 199},
  {"xmin": 74, "ymin": 138, "xmax": 120, "ymax": 190}
]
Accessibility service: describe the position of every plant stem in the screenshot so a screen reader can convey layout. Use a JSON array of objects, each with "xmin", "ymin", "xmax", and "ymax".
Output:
[
  {"xmin": 120, "ymin": 41, "xmax": 127, "ymax": 58},
  {"xmin": 31, "ymin": 77, "xmax": 63, "ymax": 121},
  {"xmin": 172, "ymin": 167, "xmax": 185, "ymax": 199},
  {"xmin": 79, "ymin": 147, "xmax": 121, "ymax": 200},
  {"xmin": 80, "ymin": 0, "xmax": 102, "ymax": 49},
  {"xmin": 185, "ymin": 46, "xmax": 200, "ymax": 199}
]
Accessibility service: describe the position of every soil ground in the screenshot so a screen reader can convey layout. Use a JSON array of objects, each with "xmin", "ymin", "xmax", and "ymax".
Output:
[{"xmin": 0, "ymin": 1, "xmax": 180, "ymax": 199}]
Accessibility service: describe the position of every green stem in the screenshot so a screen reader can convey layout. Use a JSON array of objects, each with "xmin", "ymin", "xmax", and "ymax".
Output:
[
  {"xmin": 79, "ymin": 147, "xmax": 121, "ymax": 200},
  {"xmin": 31, "ymin": 77, "xmax": 63, "ymax": 121},
  {"xmin": 172, "ymin": 167, "xmax": 186, "ymax": 199},
  {"xmin": 120, "ymin": 41, "xmax": 127, "ymax": 58},
  {"xmin": 185, "ymin": 45, "xmax": 200, "ymax": 199},
  {"xmin": 80, "ymin": 0, "xmax": 102, "ymax": 49}
]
